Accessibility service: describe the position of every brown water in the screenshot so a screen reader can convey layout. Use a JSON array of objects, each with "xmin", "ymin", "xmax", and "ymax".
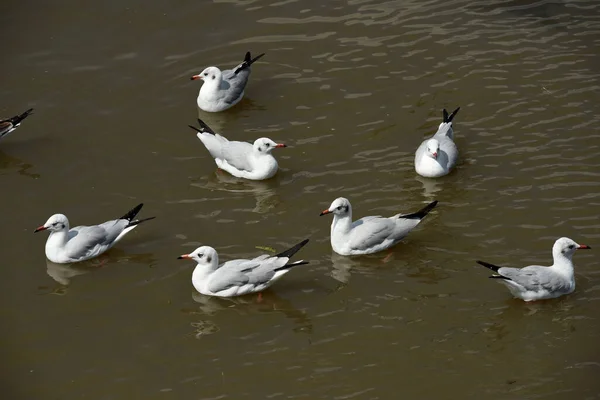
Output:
[{"xmin": 1, "ymin": 0, "xmax": 600, "ymax": 398}]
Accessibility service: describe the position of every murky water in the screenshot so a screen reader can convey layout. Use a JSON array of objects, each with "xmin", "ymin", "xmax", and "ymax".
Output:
[{"xmin": 1, "ymin": 0, "xmax": 599, "ymax": 398}]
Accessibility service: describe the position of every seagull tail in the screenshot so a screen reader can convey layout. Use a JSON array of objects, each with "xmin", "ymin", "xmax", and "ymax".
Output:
[
  {"xmin": 234, "ymin": 51, "xmax": 265, "ymax": 74},
  {"xmin": 127, "ymin": 216, "xmax": 156, "ymax": 228},
  {"xmin": 400, "ymin": 200, "xmax": 438, "ymax": 220},
  {"xmin": 188, "ymin": 118, "xmax": 216, "ymax": 136},
  {"xmin": 476, "ymin": 260, "xmax": 511, "ymax": 280},
  {"xmin": 275, "ymin": 238, "xmax": 310, "ymax": 259},
  {"xmin": 6, "ymin": 108, "xmax": 34, "ymax": 125},
  {"xmin": 120, "ymin": 203, "xmax": 156, "ymax": 228},
  {"xmin": 274, "ymin": 260, "xmax": 309, "ymax": 272},
  {"xmin": 442, "ymin": 106, "xmax": 460, "ymax": 123}
]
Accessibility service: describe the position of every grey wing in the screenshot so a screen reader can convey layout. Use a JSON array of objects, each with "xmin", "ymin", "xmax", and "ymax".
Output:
[
  {"xmin": 500, "ymin": 266, "xmax": 569, "ymax": 292},
  {"xmin": 221, "ymin": 68, "xmax": 249, "ymax": 104},
  {"xmin": 348, "ymin": 217, "xmax": 395, "ymax": 251},
  {"xmin": 221, "ymin": 140, "xmax": 255, "ymax": 171},
  {"xmin": 64, "ymin": 225, "xmax": 110, "ymax": 259},
  {"xmin": 433, "ymin": 122, "xmax": 454, "ymax": 140},
  {"xmin": 208, "ymin": 261, "xmax": 255, "ymax": 293},
  {"xmin": 439, "ymin": 137, "xmax": 458, "ymax": 169}
]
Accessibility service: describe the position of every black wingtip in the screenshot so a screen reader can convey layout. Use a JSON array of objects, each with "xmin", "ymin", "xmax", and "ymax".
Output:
[
  {"xmin": 234, "ymin": 51, "xmax": 265, "ymax": 74},
  {"xmin": 197, "ymin": 118, "xmax": 216, "ymax": 135},
  {"xmin": 400, "ymin": 200, "xmax": 438, "ymax": 220},
  {"xmin": 275, "ymin": 238, "xmax": 310, "ymax": 259},
  {"xmin": 188, "ymin": 124, "xmax": 202, "ymax": 133},
  {"xmin": 120, "ymin": 203, "xmax": 144, "ymax": 221},
  {"xmin": 127, "ymin": 216, "xmax": 156, "ymax": 228},
  {"xmin": 476, "ymin": 260, "xmax": 503, "ymax": 273},
  {"xmin": 442, "ymin": 106, "xmax": 460, "ymax": 123},
  {"xmin": 274, "ymin": 260, "xmax": 310, "ymax": 272},
  {"xmin": 7, "ymin": 108, "xmax": 35, "ymax": 126}
]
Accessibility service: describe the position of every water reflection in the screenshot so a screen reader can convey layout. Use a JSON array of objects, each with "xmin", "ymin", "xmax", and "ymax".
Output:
[
  {"xmin": 414, "ymin": 174, "xmax": 443, "ymax": 199},
  {"xmin": 0, "ymin": 149, "xmax": 39, "ymax": 179},
  {"xmin": 195, "ymin": 97, "xmax": 266, "ymax": 133},
  {"xmin": 189, "ymin": 290, "xmax": 313, "ymax": 334},
  {"xmin": 194, "ymin": 171, "xmax": 281, "ymax": 214},
  {"xmin": 45, "ymin": 250, "xmax": 156, "ymax": 286}
]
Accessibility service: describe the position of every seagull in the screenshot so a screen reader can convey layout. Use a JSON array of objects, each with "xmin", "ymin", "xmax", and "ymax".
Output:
[
  {"xmin": 188, "ymin": 118, "xmax": 286, "ymax": 180},
  {"xmin": 190, "ymin": 51, "xmax": 265, "ymax": 112},
  {"xmin": 320, "ymin": 198, "xmax": 438, "ymax": 256},
  {"xmin": 0, "ymin": 108, "xmax": 34, "ymax": 141},
  {"xmin": 178, "ymin": 239, "xmax": 310, "ymax": 297},
  {"xmin": 476, "ymin": 237, "xmax": 591, "ymax": 301},
  {"xmin": 34, "ymin": 203, "xmax": 155, "ymax": 264},
  {"xmin": 414, "ymin": 107, "xmax": 460, "ymax": 178}
]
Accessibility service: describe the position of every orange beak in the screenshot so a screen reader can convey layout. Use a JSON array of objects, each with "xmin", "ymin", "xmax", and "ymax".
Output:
[
  {"xmin": 34, "ymin": 225, "xmax": 47, "ymax": 233},
  {"xmin": 275, "ymin": 143, "xmax": 287, "ymax": 148},
  {"xmin": 319, "ymin": 209, "xmax": 331, "ymax": 216},
  {"xmin": 177, "ymin": 254, "xmax": 192, "ymax": 259}
]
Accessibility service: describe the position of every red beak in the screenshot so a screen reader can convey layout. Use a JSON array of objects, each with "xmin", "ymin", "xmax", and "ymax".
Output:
[
  {"xmin": 275, "ymin": 143, "xmax": 287, "ymax": 148},
  {"xmin": 432, "ymin": 152, "xmax": 438, "ymax": 158},
  {"xmin": 319, "ymin": 209, "xmax": 331, "ymax": 216},
  {"xmin": 578, "ymin": 244, "xmax": 591, "ymax": 250},
  {"xmin": 190, "ymin": 75, "xmax": 201, "ymax": 81},
  {"xmin": 34, "ymin": 225, "xmax": 47, "ymax": 233},
  {"xmin": 177, "ymin": 254, "xmax": 192, "ymax": 259}
]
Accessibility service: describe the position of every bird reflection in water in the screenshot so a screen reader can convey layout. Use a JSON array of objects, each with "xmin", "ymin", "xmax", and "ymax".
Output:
[
  {"xmin": 195, "ymin": 170, "xmax": 281, "ymax": 214},
  {"xmin": 44, "ymin": 250, "xmax": 156, "ymax": 289},
  {"xmin": 184, "ymin": 290, "xmax": 313, "ymax": 338}
]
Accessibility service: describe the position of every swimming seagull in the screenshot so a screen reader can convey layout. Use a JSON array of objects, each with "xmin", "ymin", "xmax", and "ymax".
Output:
[
  {"xmin": 34, "ymin": 203, "xmax": 155, "ymax": 264},
  {"xmin": 188, "ymin": 118, "xmax": 286, "ymax": 180},
  {"xmin": 414, "ymin": 107, "xmax": 460, "ymax": 178},
  {"xmin": 190, "ymin": 51, "xmax": 265, "ymax": 112},
  {"xmin": 0, "ymin": 108, "xmax": 34, "ymax": 141},
  {"xmin": 178, "ymin": 239, "xmax": 310, "ymax": 297},
  {"xmin": 476, "ymin": 237, "xmax": 591, "ymax": 301},
  {"xmin": 320, "ymin": 198, "xmax": 438, "ymax": 256}
]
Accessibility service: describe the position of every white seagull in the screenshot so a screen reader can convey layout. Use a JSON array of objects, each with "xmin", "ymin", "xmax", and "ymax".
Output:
[
  {"xmin": 188, "ymin": 118, "xmax": 286, "ymax": 180},
  {"xmin": 178, "ymin": 239, "xmax": 310, "ymax": 297},
  {"xmin": 476, "ymin": 237, "xmax": 591, "ymax": 301},
  {"xmin": 0, "ymin": 108, "xmax": 34, "ymax": 141},
  {"xmin": 414, "ymin": 107, "xmax": 460, "ymax": 178},
  {"xmin": 34, "ymin": 203, "xmax": 155, "ymax": 264},
  {"xmin": 190, "ymin": 51, "xmax": 265, "ymax": 112},
  {"xmin": 320, "ymin": 198, "xmax": 438, "ymax": 256}
]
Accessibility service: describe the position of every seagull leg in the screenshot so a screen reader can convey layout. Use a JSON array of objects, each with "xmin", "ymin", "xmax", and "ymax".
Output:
[
  {"xmin": 382, "ymin": 251, "xmax": 394, "ymax": 263},
  {"xmin": 256, "ymin": 292, "xmax": 263, "ymax": 303}
]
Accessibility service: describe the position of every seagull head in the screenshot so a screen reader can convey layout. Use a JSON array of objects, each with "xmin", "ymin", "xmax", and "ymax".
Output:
[
  {"xmin": 178, "ymin": 246, "xmax": 219, "ymax": 266},
  {"xmin": 190, "ymin": 67, "xmax": 221, "ymax": 82},
  {"xmin": 253, "ymin": 138, "xmax": 286, "ymax": 154},
  {"xmin": 426, "ymin": 139, "xmax": 440, "ymax": 160},
  {"xmin": 34, "ymin": 214, "xmax": 69, "ymax": 233},
  {"xmin": 320, "ymin": 197, "xmax": 351, "ymax": 217},
  {"xmin": 554, "ymin": 237, "xmax": 591, "ymax": 258}
]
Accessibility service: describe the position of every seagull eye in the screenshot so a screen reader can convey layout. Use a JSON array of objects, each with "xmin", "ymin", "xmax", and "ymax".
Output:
[
  {"xmin": 265, "ymin": 143, "xmax": 270, "ymax": 147},
  {"xmin": 203, "ymin": 72, "xmax": 208, "ymax": 76},
  {"xmin": 568, "ymin": 245, "xmax": 575, "ymax": 249},
  {"xmin": 198, "ymin": 253, "xmax": 203, "ymax": 258}
]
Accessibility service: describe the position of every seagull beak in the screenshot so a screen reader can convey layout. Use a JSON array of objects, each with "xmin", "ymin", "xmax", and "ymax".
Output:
[
  {"xmin": 190, "ymin": 75, "xmax": 201, "ymax": 81},
  {"xmin": 577, "ymin": 244, "xmax": 591, "ymax": 250},
  {"xmin": 177, "ymin": 254, "xmax": 192, "ymax": 259},
  {"xmin": 34, "ymin": 225, "xmax": 47, "ymax": 233},
  {"xmin": 319, "ymin": 209, "xmax": 331, "ymax": 216},
  {"xmin": 432, "ymin": 152, "xmax": 438, "ymax": 159},
  {"xmin": 275, "ymin": 143, "xmax": 287, "ymax": 148}
]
